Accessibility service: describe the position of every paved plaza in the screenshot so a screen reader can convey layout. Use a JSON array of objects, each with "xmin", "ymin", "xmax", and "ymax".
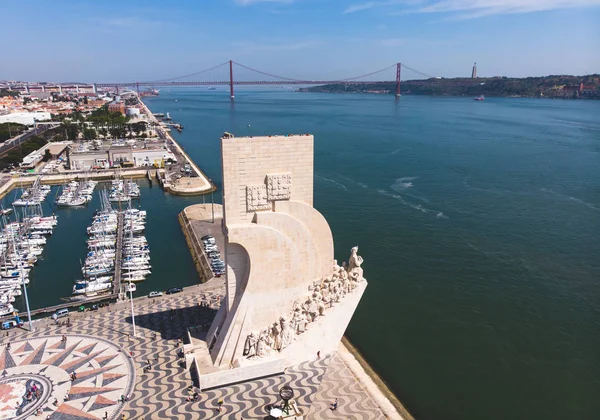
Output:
[{"xmin": 0, "ymin": 282, "xmax": 387, "ymax": 419}]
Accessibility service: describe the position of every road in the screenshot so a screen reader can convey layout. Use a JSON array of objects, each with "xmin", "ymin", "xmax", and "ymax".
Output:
[{"xmin": 0, "ymin": 123, "xmax": 60, "ymax": 156}]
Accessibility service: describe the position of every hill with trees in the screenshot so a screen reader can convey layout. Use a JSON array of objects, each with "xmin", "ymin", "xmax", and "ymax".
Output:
[{"xmin": 301, "ymin": 74, "xmax": 600, "ymax": 99}]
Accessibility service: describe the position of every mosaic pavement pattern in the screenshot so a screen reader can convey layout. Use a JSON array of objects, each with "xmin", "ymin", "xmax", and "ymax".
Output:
[
  {"xmin": 0, "ymin": 285, "xmax": 386, "ymax": 419},
  {"xmin": 0, "ymin": 335, "xmax": 134, "ymax": 420}
]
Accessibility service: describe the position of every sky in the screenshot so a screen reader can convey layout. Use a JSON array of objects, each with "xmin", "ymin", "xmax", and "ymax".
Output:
[{"xmin": 1, "ymin": 0, "xmax": 599, "ymax": 82}]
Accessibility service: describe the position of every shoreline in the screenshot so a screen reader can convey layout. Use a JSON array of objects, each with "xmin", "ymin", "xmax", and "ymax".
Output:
[
  {"xmin": 0, "ymin": 96, "xmax": 216, "ymax": 200},
  {"xmin": 137, "ymin": 95, "xmax": 217, "ymax": 195},
  {"xmin": 341, "ymin": 337, "xmax": 414, "ymax": 420}
]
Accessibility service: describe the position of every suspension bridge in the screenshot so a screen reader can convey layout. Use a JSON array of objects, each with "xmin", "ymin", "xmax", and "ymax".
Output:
[{"xmin": 9, "ymin": 60, "xmax": 439, "ymax": 99}]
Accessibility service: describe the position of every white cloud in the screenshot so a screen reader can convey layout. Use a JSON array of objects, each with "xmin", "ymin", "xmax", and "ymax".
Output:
[
  {"xmin": 417, "ymin": 0, "xmax": 600, "ymax": 16},
  {"xmin": 235, "ymin": 0, "xmax": 293, "ymax": 5},
  {"xmin": 345, "ymin": 0, "xmax": 600, "ymax": 17},
  {"xmin": 344, "ymin": 0, "xmax": 422, "ymax": 14},
  {"xmin": 378, "ymin": 23, "xmax": 388, "ymax": 30},
  {"xmin": 344, "ymin": 2, "xmax": 377, "ymax": 13}
]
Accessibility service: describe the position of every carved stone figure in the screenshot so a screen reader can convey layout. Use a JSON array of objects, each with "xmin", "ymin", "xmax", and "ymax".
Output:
[
  {"xmin": 256, "ymin": 329, "xmax": 271, "ymax": 358},
  {"xmin": 249, "ymin": 251, "xmax": 365, "ymax": 359},
  {"xmin": 271, "ymin": 322, "xmax": 282, "ymax": 351},
  {"xmin": 280, "ymin": 317, "xmax": 294, "ymax": 349},
  {"xmin": 307, "ymin": 298, "xmax": 319, "ymax": 322},
  {"xmin": 243, "ymin": 332, "xmax": 257, "ymax": 357},
  {"xmin": 348, "ymin": 246, "xmax": 364, "ymax": 283}
]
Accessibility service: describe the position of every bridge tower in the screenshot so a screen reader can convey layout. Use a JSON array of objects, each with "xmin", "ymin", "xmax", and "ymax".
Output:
[
  {"xmin": 25, "ymin": 83, "xmax": 30, "ymax": 94},
  {"xmin": 59, "ymin": 85, "xmax": 63, "ymax": 95},
  {"xmin": 229, "ymin": 60, "xmax": 235, "ymax": 99},
  {"xmin": 93, "ymin": 83, "xmax": 98, "ymax": 95},
  {"xmin": 136, "ymin": 82, "xmax": 140, "ymax": 95},
  {"xmin": 396, "ymin": 63, "xmax": 402, "ymax": 97}
]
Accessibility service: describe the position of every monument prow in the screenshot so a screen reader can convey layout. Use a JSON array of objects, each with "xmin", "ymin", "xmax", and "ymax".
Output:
[{"xmin": 197, "ymin": 133, "xmax": 367, "ymax": 390}]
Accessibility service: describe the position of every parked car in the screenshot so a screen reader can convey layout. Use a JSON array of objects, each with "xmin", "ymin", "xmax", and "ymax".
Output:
[
  {"xmin": 51, "ymin": 308, "xmax": 69, "ymax": 320},
  {"xmin": 201, "ymin": 235, "xmax": 214, "ymax": 241},
  {"xmin": 149, "ymin": 291, "xmax": 163, "ymax": 298},
  {"xmin": 166, "ymin": 287, "xmax": 183, "ymax": 295}
]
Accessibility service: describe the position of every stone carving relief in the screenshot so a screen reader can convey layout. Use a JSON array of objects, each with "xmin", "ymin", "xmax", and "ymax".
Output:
[
  {"xmin": 244, "ymin": 246, "xmax": 365, "ymax": 359},
  {"xmin": 246, "ymin": 185, "xmax": 270, "ymax": 211},
  {"xmin": 245, "ymin": 173, "xmax": 292, "ymax": 213},
  {"xmin": 266, "ymin": 173, "xmax": 292, "ymax": 201}
]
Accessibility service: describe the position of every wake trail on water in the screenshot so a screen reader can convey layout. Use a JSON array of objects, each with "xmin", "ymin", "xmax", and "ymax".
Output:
[
  {"xmin": 315, "ymin": 174, "xmax": 348, "ymax": 191},
  {"xmin": 540, "ymin": 188, "xmax": 598, "ymax": 211},
  {"xmin": 376, "ymin": 189, "xmax": 448, "ymax": 219},
  {"xmin": 390, "ymin": 176, "xmax": 418, "ymax": 192},
  {"xmin": 336, "ymin": 175, "xmax": 445, "ymax": 218}
]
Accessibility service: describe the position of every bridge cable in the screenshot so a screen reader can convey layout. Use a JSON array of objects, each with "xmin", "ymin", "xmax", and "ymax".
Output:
[
  {"xmin": 144, "ymin": 61, "xmax": 231, "ymax": 83},
  {"xmin": 233, "ymin": 61, "xmax": 397, "ymax": 83}
]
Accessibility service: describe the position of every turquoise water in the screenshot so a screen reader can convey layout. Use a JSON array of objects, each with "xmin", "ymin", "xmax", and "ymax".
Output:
[{"xmin": 15, "ymin": 89, "xmax": 600, "ymax": 420}]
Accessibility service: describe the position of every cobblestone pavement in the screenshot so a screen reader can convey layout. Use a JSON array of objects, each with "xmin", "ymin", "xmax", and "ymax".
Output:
[{"xmin": 0, "ymin": 283, "xmax": 385, "ymax": 419}]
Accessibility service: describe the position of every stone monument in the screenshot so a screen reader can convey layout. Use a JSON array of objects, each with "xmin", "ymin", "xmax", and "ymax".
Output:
[{"xmin": 202, "ymin": 133, "xmax": 367, "ymax": 388}]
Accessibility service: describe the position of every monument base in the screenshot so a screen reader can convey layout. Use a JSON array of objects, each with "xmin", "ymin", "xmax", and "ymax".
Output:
[{"xmin": 190, "ymin": 280, "xmax": 367, "ymax": 391}]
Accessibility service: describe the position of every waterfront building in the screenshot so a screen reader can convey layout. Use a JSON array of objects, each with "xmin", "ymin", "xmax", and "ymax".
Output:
[
  {"xmin": 192, "ymin": 133, "xmax": 367, "ymax": 389},
  {"xmin": 108, "ymin": 101, "xmax": 126, "ymax": 116},
  {"xmin": 0, "ymin": 111, "xmax": 51, "ymax": 125},
  {"xmin": 68, "ymin": 140, "xmax": 177, "ymax": 170}
]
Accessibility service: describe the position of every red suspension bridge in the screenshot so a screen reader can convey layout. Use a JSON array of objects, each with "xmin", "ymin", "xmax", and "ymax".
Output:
[
  {"xmin": 9, "ymin": 60, "xmax": 439, "ymax": 99},
  {"xmin": 96, "ymin": 60, "xmax": 435, "ymax": 98}
]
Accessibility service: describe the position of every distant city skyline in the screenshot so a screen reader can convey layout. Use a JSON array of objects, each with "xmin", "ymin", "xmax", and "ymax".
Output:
[{"xmin": 1, "ymin": 0, "xmax": 599, "ymax": 82}]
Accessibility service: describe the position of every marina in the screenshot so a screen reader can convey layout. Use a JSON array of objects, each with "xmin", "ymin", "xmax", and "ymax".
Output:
[{"xmin": 1, "ymin": 180, "xmax": 199, "ymax": 315}]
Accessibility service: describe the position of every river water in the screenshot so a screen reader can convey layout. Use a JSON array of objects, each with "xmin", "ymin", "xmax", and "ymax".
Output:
[{"xmin": 14, "ymin": 89, "xmax": 600, "ymax": 420}]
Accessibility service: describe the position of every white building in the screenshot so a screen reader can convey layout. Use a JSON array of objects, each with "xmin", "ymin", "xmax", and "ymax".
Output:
[
  {"xmin": 0, "ymin": 112, "xmax": 51, "ymax": 126},
  {"xmin": 126, "ymin": 107, "xmax": 140, "ymax": 117}
]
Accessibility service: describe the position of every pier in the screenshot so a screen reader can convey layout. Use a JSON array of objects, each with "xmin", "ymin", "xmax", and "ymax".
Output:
[{"xmin": 114, "ymin": 211, "xmax": 124, "ymax": 297}]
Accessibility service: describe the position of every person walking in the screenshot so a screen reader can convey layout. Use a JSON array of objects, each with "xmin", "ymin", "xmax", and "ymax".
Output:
[{"xmin": 330, "ymin": 398, "xmax": 338, "ymax": 411}]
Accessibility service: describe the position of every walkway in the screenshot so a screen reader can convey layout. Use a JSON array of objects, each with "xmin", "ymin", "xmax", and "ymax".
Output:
[{"xmin": 0, "ymin": 282, "xmax": 388, "ymax": 419}]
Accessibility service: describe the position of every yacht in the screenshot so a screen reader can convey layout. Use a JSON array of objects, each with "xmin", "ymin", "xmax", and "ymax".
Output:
[{"xmin": 0, "ymin": 303, "xmax": 14, "ymax": 317}]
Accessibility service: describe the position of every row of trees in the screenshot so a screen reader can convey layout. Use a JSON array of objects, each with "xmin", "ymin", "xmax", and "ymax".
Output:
[
  {"xmin": 0, "ymin": 136, "xmax": 48, "ymax": 169},
  {"xmin": 56, "ymin": 105, "xmax": 148, "ymax": 141},
  {"xmin": 0, "ymin": 123, "xmax": 27, "ymax": 142}
]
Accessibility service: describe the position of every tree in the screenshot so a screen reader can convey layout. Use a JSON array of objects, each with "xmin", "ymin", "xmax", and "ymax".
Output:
[
  {"xmin": 132, "ymin": 121, "xmax": 147, "ymax": 137},
  {"xmin": 23, "ymin": 97, "xmax": 32, "ymax": 105},
  {"xmin": 83, "ymin": 128, "xmax": 97, "ymax": 140},
  {"xmin": 62, "ymin": 122, "xmax": 80, "ymax": 141},
  {"xmin": 83, "ymin": 96, "xmax": 88, "ymax": 104},
  {"xmin": 43, "ymin": 149, "xmax": 52, "ymax": 162}
]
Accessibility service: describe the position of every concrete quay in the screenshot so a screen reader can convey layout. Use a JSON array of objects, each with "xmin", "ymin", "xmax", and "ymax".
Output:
[
  {"xmin": 0, "ymin": 168, "xmax": 149, "ymax": 199},
  {"xmin": 178, "ymin": 204, "xmax": 224, "ymax": 284},
  {"xmin": 137, "ymin": 95, "xmax": 216, "ymax": 196}
]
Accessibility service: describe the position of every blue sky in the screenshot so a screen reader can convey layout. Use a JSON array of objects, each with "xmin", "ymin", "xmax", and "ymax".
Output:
[{"xmin": 1, "ymin": 0, "xmax": 599, "ymax": 82}]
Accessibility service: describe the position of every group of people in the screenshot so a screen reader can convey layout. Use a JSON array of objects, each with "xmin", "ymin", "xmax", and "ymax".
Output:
[
  {"xmin": 24, "ymin": 383, "xmax": 42, "ymax": 402},
  {"xmin": 184, "ymin": 384, "xmax": 202, "ymax": 403}
]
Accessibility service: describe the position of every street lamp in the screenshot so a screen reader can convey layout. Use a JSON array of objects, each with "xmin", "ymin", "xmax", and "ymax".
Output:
[{"xmin": 209, "ymin": 179, "xmax": 214, "ymax": 223}]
